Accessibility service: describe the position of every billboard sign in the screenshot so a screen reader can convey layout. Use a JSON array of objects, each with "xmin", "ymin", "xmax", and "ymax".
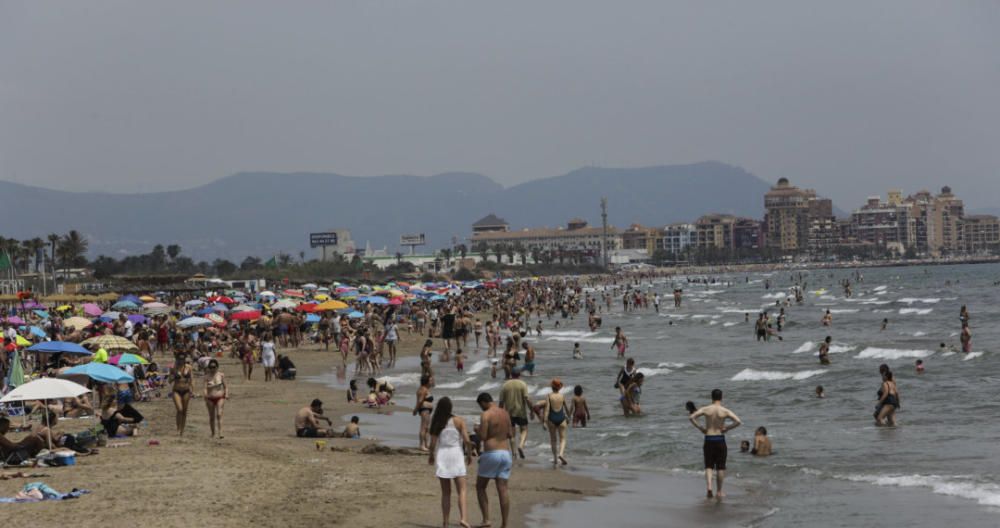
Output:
[
  {"xmin": 400, "ymin": 233, "xmax": 426, "ymax": 246},
  {"xmin": 310, "ymin": 232, "xmax": 339, "ymax": 248}
]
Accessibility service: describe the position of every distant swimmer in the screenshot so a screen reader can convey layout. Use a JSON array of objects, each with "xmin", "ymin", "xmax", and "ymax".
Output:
[
  {"xmin": 818, "ymin": 336, "xmax": 832, "ymax": 365},
  {"xmin": 572, "ymin": 342, "xmax": 583, "ymax": 360},
  {"xmin": 960, "ymin": 322, "xmax": 972, "ymax": 353},
  {"xmin": 821, "ymin": 310, "xmax": 833, "ymax": 327},
  {"xmin": 815, "ymin": 385, "xmax": 825, "ymax": 398},
  {"xmin": 881, "ymin": 318, "xmax": 888, "ymax": 332},
  {"xmin": 620, "ymin": 372, "xmax": 644, "ymax": 416},
  {"xmin": 915, "ymin": 359, "xmax": 925, "ymax": 374},
  {"xmin": 612, "ymin": 327, "xmax": 629, "ymax": 358},
  {"xmin": 875, "ymin": 368, "xmax": 900, "ymax": 427},
  {"xmin": 751, "ymin": 426, "xmax": 772, "ymax": 457},
  {"xmin": 689, "ymin": 389, "xmax": 742, "ymax": 499}
]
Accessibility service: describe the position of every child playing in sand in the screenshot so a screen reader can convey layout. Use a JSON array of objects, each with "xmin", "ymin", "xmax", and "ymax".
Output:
[
  {"xmin": 571, "ymin": 385, "xmax": 591, "ymax": 427},
  {"xmin": 342, "ymin": 416, "xmax": 361, "ymax": 438}
]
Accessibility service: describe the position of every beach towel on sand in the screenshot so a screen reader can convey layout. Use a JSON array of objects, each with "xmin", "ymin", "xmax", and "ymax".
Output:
[{"xmin": 0, "ymin": 482, "xmax": 90, "ymax": 503}]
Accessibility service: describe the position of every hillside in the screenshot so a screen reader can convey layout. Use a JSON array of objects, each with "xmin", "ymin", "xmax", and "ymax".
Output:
[{"xmin": 0, "ymin": 162, "xmax": 782, "ymax": 260}]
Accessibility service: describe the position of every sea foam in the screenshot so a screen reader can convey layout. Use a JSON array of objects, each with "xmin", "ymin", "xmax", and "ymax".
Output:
[
  {"xmin": 841, "ymin": 473, "xmax": 1000, "ymax": 508},
  {"xmin": 855, "ymin": 347, "xmax": 933, "ymax": 360},
  {"xmin": 731, "ymin": 368, "xmax": 826, "ymax": 381},
  {"xmin": 899, "ymin": 308, "xmax": 934, "ymax": 315}
]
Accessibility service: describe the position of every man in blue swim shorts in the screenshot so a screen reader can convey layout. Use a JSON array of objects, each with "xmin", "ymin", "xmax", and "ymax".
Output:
[{"xmin": 475, "ymin": 392, "xmax": 514, "ymax": 528}]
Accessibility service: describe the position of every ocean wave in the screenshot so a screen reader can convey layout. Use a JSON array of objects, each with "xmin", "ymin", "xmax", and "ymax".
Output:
[
  {"xmin": 826, "ymin": 309, "xmax": 859, "ymax": 314},
  {"xmin": 840, "ymin": 473, "xmax": 1000, "ymax": 507},
  {"xmin": 384, "ymin": 373, "xmax": 423, "ymax": 386},
  {"xmin": 731, "ymin": 368, "xmax": 827, "ymax": 381},
  {"xmin": 435, "ymin": 378, "xmax": 477, "ymax": 389},
  {"xmin": 543, "ymin": 330, "xmax": 598, "ymax": 337},
  {"xmin": 657, "ymin": 362, "xmax": 687, "ymax": 368},
  {"xmin": 793, "ymin": 341, "xmax": 815, "ymax": 354},
  {"xmin": 723, "ymin": 322, "xmax": 739, "ymax": 327},
  {"xmin": 855, "ymin": 347, "xmax": 933, "ymax": 360},
  {"xmin": 546, "ymin": 336, "xmax": 614, "ymax": 344},
  {"xmin": 873, "ymin": 285, "xmax": 888, "ymax": 291},
  {"xmin": 963, "ymin": 352, "xmax": 983, "ymax": 361},
  {"xmin": 899, "ymin": 308, "xmax": 933, "ymax": 315},
  {"xmin": 636, "ymin": 367, "xmax": 672, "ymax": 377},
  {"xmin": 466, "ymin": 360, "xmax": 491, "ymax": 374},
  {"xmin": 861, "ymin": 300, "xmax": 893, "ymax": 305},
  {"xmin": 761, "ymin": 293, "xmax": 789, "ymax": 299},
  {"xmin": 873, "ymin": 309, "xmax": 894, "ymax": 313},
  {"xmin": 477, "ymin": 381, "xmax": 501, "ymax": 391},
  {"xmin": 898, "ymin": 298, "xmax": 941, "ymax": 304},
  {"xmin": 716, "ymin": 308, "xmax": 755, "ymax": 313}
]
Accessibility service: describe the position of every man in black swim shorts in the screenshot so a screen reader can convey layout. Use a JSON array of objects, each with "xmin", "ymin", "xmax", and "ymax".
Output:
[{"xmin": 689, "ymin": 389, "xmax": 742, "ymax": 499}]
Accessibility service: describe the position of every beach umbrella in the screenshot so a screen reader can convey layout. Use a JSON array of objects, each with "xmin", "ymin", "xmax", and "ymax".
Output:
[
  {"xmin": 302, "ymin": 283, "xmax": 318, "ymax": 290},
  {"xmin": 60, "ymin": 363, "xmax": 133, "ymax": 384},
  {"xmin": 184, "ymin": 299, "xmax": 206, "ymax": 307},
  {"xmin": 177, "ymin": 316, "xmax": 213, "ymax": 328},
  {"xmin": 56, "ymin": 305, "xmax": 73, "ymax": 312},
  {"xmin": 205, "ymin": 313, "xmax": 226, "ymax": 326},
  {"xmin": 82, "ymin": 303, "xmax": 103, "ymax": 316},
  {"xmin": 109, "ymin": 353, "xmax": 149, "ymax": 366},
  {"xmin": 195, "ymin": 307, "xmax": 214, "ymax": 316},
  {"xmin": 138, "ymin": 295, "xmax": 156, "ymax": 303},
  {"xmin": 112, "ymin": 300, "xmax": 139, "ymax": 311},
  {"xmin": 271, "ymin": 299, "xmax": 298, "ymax": 310},
  {"xmin": 314, "ymin": 300, "xmax": 348, "ymax": 312},
  {"xmin": 313, "ymin": 294, "xmax": 330, "ymax": 301},
  {"xmin": 347, "ymin": 311, "xmax": 364, "ymax": 319},
  {"xmin": 14, "ymin": 335, "xmax": 31, "ymax": 347},
  {"xmin": 208, "ymin": 295, "xmax": 235, "ymax": 304},
  {"xmin": 295, "ymin": 303, "xmax": 317, "ymax": 313},
  {"xmin": 211, "ymin": 303, "xmax": 229, "ymax": 313},
  {"xmin": 27, "ymin": 326, "xmax": 47, "ymax": 338},
  {"xmin": 305, "ymin": 314, "xmax": 321, "ymax": 324},
  {"xmin": 100, "ymin": 311, "xmax": 122, "ymax": 321},
  {"xmin": 0, "ymin": 378, "xmax": 90, "ymax": 450},
  {"xmin": 231, "ymin": 310, "xmax": 261, "ymax": 321},
  {"xmin": 5, "ymin": 316, "xmax": 25, "ymax": 325},
  {"xmin": 143, "ymin": 301, "xmax": 168, "ymax": 310},
  {"xmin": 81, "ymin": 334, "xmax": 137, "ymax": 351},
  {"xmin": 259, "ymin": 291, "xmax": 277, "ymax": 298},
  {"xmin": 63, "ymin": 317, "xmax": 93, "ymax": 331},
  {"xmin": 388, "ymin": 298, "xmax": 404, "ymax": 306},
  {"xmin": 231, "ymin": 304, "xmax": 256, "ymax": 312},
  {"xmin": 27, "ymin": 341, "xmax": 91, "ymax": 355},
  {"xmin": 33, "ymin": 310, "xmax": 50, "ymax": 319},
  {"xmin": 127, "ymin": 314, "xmax": 148, "ymax": 325},
  {"xmin": 118, "ymin": 295, "xmax": 141, "ymax": 305},
  {"xmin": 282, "ymin": 289, "xmax": 305, "ymax": 299}
]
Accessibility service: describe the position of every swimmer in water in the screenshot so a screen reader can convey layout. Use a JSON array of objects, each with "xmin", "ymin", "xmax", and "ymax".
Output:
[
  {"xmin": 821, "ymin": 310, "xmax": 833, "ymax": 327},
  {"xmin": 815, "ymin": 385, "xmax": 825, "ymax": 398},
  {"xmin": 818, "ymin": 336, "xmax": 831, "ymax": 365},
  {"xmin": 915, "ymin": 359, "xmax": 925, "ymax": 374},
  {"xmin": 572, "ymin": 342, "xmax": 583, "ymax": 360},
  {"xmin": 751, "ymin": 426, "xmax": 772, "ymax": 457},
  {"xmin": 881, "ymin": 318, "xmax": 888, "ymax": 331}
]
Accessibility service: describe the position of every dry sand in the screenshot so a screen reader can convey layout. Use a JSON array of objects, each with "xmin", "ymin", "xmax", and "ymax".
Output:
[{"xmin": 3, "ymin": 335, "xmax": 604, "ymax": 527}]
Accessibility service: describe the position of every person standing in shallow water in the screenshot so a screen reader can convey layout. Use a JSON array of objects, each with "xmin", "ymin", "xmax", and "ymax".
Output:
[{"xmin": 689, "ymin": 389, "xmax": 742, "ymax": 500}]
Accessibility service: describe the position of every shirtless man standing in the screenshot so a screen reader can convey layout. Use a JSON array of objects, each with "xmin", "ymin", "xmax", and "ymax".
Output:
[
  {"xmin": 689, "ymin": 389, "xmax": 742, "ymax": 499},
  {"xmin": 475, "ymin": 392, "xmax": 514, "ymax": 528}
]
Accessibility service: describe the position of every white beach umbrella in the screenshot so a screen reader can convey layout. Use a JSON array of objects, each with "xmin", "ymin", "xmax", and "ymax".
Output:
[{"xmin": 1, "ymin": 378, "xmax": 91, "ymax": 450}]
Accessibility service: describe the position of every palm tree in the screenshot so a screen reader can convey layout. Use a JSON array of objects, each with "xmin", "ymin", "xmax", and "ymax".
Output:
[
  {"xmin": 394, "ymin": 252, "xmax": 403, "ymax": 266},
  {"xmin": 298, "ymin": 250, "xmax": 306, "ymax": 263},
  {"xmin": 58, "ymin": 230, "xmax": 89, "ymax": 269},
  {"xmin": 47, "ymin": 233, "xmax": 60, "ymax": 278},
  {"xmin": 456, "ymin": 243, "xmax": 468, "ymax": 261},
  {"xmin": 167, "ymin": 244, "xmax": 182, "ymax": 262},
  {"xmin": 440, "ymin": 248, "xmax": 453, "ymax": 267},
  {"xmin": 27, "ymin": 238, "xmax": 45, "ymax": 272},
  {"xmin": 493, "ymin": 243, "xmax": 505, "ymax": 264},
  {"xmin": 513, "ymin": 243, "xmax": 527, "ymax": 266},
  {"xmin": 474, "ymin": 241, "xmax": 490, "ymax": 264},
  {"xmin": 278, "ymin": 253, "xmax": 293, "ymax": 268}
]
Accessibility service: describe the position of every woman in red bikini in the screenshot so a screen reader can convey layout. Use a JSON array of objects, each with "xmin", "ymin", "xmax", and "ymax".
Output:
[{"xmin": 204, "ymin": 359, "xmax": 228, "ymax": 438}]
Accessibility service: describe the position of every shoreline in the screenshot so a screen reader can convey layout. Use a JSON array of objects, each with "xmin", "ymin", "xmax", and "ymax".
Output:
[{"xmin": 3, "ymin": 336, "xmax": 606, "ymax": 527}]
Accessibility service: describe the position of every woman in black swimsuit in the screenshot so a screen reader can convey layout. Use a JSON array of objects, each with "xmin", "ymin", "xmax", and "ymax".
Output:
[
  {"xmin": 876, "ymin": 369, "xmax": 899, "ymax": 426},
  {"xmin": 542, "ymin": 378, "xmax": 569, "ymax": 466},
  {"xmin": 170, "ymin": 352, "xmax": 194, "ymax": 436}
]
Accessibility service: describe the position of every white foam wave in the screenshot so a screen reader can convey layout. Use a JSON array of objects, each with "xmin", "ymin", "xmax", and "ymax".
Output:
[
  {"xmin": 477, "ymin": 381, "xmax": 501, "ymax": 391},
  {"xmin": 793, "ymin": 341, "xmax": 815, "ymax": 354},
  {"xmin": 723, "ymin": 322, "xmax": 739, "ymax": 327},
  {"xmin": 819, "ymin": 295, "xmax": 839, "ymax": 301},
  {"xmin": 543, "ymin": 330, "xmax": 598, "ymax": 337},
  {"xmin": 436, "ymin": 378, "xmax": 476, "ymax": 389},
  {"xmin": 466, "ymin": 360, "xmax": 491, "ymax": 374},
  {"xmin": 532, "ymin": 385, "xmax": 573, "ymax": 396},
  {"xmin": 827, "ymin": 309, "xmax": 859, "ymax": 314},
  {"xmin": 873, "ymin": 285, "xmax": 888, "ymax": 291},
  {"xmin": 873, "ymin": 309, "xmax": 894, "ymax": 313},
  {"xmin": 384, "ymin": 373, "xmax": 422, "ymax": 386},
  {"xmin": 898, "ymin": 298, "xmax": 941, "ymax": 304},
  {"xmin": 546, "ymin": 336, "xmax": 614, "ymax": 344},
  {"xmin": 856, "ymin": 347, "xmax": 933, "ymax": 360},
  {"xmin": 840, "ymin": 473, "xmax": 1000, "ymax": 507},
  {"xmin": 861, "ymin": 300, "xmax": 893, "ymax": 305},
  {"xmin": 761, "ymin": 293, "xmax": 787, "ymax": 299},
  {"xmin": 899, "ymin": 308, "xmax": 933, "ymax": 315},
  {"xmin": 731, "ymin": 368, "xmax": 827, "ymax": 381},
  {"xmin": 963, "ymin": 352, "xmax": 983, "ymax": 361},
  {"xmin": 716, "ymin": 308, "xmax": 755, "ymax": 313},
  {"xmin": 657, "ymin": 362, "xmax": 686, "ymax": 368},
  {"xmin": 941, "ymin": 351, "xmax": 956, "ymax": 357},
  {"xmin": 636, "ymin": 367, "xmax": 672, "ymax": 377}
]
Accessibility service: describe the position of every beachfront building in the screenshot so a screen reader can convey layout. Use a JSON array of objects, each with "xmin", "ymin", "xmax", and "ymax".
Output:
[
  {"xmin": 621, "ymin": 224, "xmax": 659, "ymax": 254},
  {"xmin": 472, "ymin": 214, "xmax": 510, "ymax": 235},
  {"xmin": 899, "ymin": 187, "xmax": 965, "ymax": 256},
  {"xmin": 661, "ymin": 223, "xmax": 696, "ymax": 255},
  {"xmin": 850, "ymin": 194, "xmax": 917, "ymax": 253},
  {"xmin": 694, "ymin": 214, "xmax": 736, "ymax": 250},
  {"xmin": 469, "ymin": 218, "xmax": 622, "ymax": 264},
  {"xmin": 764, "ymin": 178, "xmax": 836, "ymax": 254},
  {"xmin": 734, "ymin": 218, "xmax": 764, "ymax": 250},
  {"xmin": 962, "ymin": 215, "xmax": 1000, "ymax": 253}
]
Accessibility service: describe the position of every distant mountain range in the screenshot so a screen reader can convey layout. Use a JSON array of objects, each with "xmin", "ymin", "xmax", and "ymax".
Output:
[{"xmin": 0, "ymin": 162, "xmax": 792, "ymax": 261}]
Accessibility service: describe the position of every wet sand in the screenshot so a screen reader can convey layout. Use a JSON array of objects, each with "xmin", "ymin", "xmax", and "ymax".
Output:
[{"xmin": 2, "ymin": 335, "xmax": 604, "ymax": 527}]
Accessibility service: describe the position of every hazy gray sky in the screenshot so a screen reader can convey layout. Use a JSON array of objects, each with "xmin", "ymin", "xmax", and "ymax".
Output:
[{"xmin": 2, "ymin": 1, "xmax": 998, "ymax": 210}]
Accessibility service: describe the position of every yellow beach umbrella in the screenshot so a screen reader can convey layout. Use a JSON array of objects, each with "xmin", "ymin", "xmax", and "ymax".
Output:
[
  {"xmin": 313, "ymin": 294, "xmax": 330, "ymax": 301},
  {"xmin": 15, "ymin": 335, "xmax": 32, "ymax": 347},
  {"xmin": 314, "ymin": 300, "xmax": 348, "ymax": 312},
  {"xmin": 139, "ymin": 295, "xmax": 156, "ymax": 302}
]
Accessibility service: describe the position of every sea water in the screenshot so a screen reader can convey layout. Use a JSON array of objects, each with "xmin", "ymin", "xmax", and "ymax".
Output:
[{"xmin": 322, "ymin": 263, "xmax": 1000, "ymax": 527}]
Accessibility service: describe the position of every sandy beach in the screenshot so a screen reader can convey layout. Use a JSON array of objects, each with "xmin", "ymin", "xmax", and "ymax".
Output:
[{"xmin": 1, "ymin": 336, "xmax": 604, "ymax": 527}]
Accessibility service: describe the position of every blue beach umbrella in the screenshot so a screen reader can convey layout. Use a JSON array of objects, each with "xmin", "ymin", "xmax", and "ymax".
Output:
[
  {"xmin": 60, "ymin": 363, "xmax": 134, "ymax": 384},
  {"xmin": 27, "ymin": 341, "xmax": 92, "ymax": 355},
  {"xmin": 348, "ymin": 311, "xmax": 364, "ymax": 319},
  {"xmin": 33, "ymin": 310, "xmax": 50, "ymax": 319}
]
